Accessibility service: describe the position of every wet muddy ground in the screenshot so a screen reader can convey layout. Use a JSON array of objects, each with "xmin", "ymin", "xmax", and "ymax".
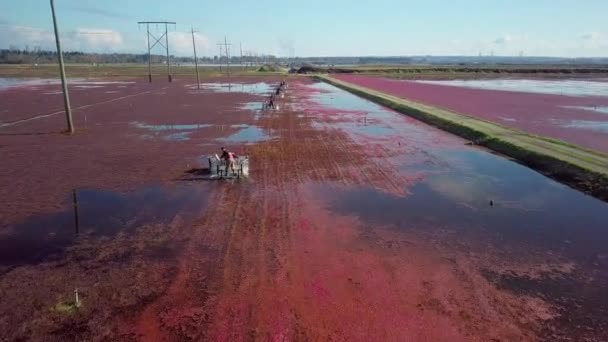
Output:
[
  {"xmin": 1, "ymin": 76, "xmax": 608, "ymax": 341},
  {"xmin": 333, "ymin": 74, "xmax": 608, "ymax": 154}
]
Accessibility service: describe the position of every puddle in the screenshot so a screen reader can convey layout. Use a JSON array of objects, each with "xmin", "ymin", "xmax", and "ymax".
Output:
[
  {"xmin": 564, "ymin": 120, "xmax": 608, "ymax": 133},
  {"xmin": 562, "ymin": 105, "xmax": 608, "ymax": 115},
  {"xmin": 164, "ymin": 132, "xmax": 193, "ymax": 141},
  {"xmin": 313, "ymin": 121, "xmax": 397, "ymax": 138},
  {"xmin": 310, "ymin": 82, "xmax": 397, "ymax": 117},
  {"xmin": 415, "ymin": 79, "xmax": 608, "ymax": 97},
  {"xmin": 131, "ymin": 122, "xmax": 212, "ymax": 131},
  {"xmin": 0, "ymin": 78, "xmax": 135, "ymax": 91},
  {"xmin": 217, "ymin": 126, "xmax": 270, "ymax": 143},
  {"xmin": 74, "ymin": 85, "xmax": 105, "ymax": 89},
  {"xmin": 0, "ymin": 78, "xmax": 55, "ymax": 90},
  {"xmin": 0, "ymin": 185, "xmax": 207, "ymax": 268},
  {"xmin": 131, "ymin": 122, "xmax": 213, "ymax": 141},
  {"xmin": 240, "ymin": 101, "xmax": 265, "ymax": 112},
  {"xmin": 312, "ymin": 144, "xmax": 608, "ymax": 262},
  {"xmin": 189, "ymin": 82, "xmax": 274, "ymax": 95},
  {"xmin": 305, "ymin": 82, "xmax": 423, "ymax": 142}
]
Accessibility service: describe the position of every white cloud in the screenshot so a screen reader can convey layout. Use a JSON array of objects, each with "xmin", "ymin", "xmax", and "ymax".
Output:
[
  {"xmin": 0, "ymin": 25, "xmax": 55, "ymax": 50},
  {"xmin": 168, "ymin": 31, "xmax": 210, "ymax": 56},
  {"xmin": 0, "ymin": 24, "xmax": 125, "ymax": 52},
  {"xmin": 580, "ymin": 32, "xmax": 603, "ymax": 41},
  {"xmin": 278, "ymin": 38, "xmax": 295, "ymax": 57},
  {"xmin": 493, "ymin": 34, "xmax": 527, "ymax": 45},
  {"xmin": 72, "ymin": 28, "xmax": 124, "ymax": 51},
  {"xmin": 579, "ymin": 32, "xmax": 608, "ymax": 49}
]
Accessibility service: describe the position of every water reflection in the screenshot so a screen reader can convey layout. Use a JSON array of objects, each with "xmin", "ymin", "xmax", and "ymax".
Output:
[
  {"xmin": 217, "ymin": 126, "xmax": 271, "ymax": 143},
  {"xmin": 188, "ymin": 82, "xmax": 274, "ymax": 95},
  {"xmin": 0, "ymin": 185, "xmax": 207, "ymax": 268}
]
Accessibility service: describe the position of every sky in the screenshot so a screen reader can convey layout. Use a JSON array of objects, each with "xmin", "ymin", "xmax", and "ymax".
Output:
[{"xmin": 0, "ymin": 0, "xmax": 607, "ymax": 58}]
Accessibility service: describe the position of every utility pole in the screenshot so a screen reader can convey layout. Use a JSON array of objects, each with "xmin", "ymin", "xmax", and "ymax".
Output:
[
  {"xmin": 165, "ymin": 23, "xmax": 171, "ymax": 82},
  {"xmin": 217, "ymin": 44, "xmax": 223, "ymax": 72},
  {"xmin": 224, "ymin": 36, "xmax": 231, "ymax": 77},
  {"xmin": 138, "ymin": 21, "xmax": 176, "ymax": 83},
  {"xmin": 217, "ymin": 38, "xmax": 232, "ymax": 76},
  {"xmin": 146, "ymin": 24, "xmax": 151, "ymax": 82},
  {"xmin": 240, "ymin": 41, "xmax": 244, "ymax": 71},
  {"xmin": 191, "ymin": 26, "xmax": 200, "ymax": 90},
  {"xmin": 50, "ymin": 0, "xmax": 74, "ymax": 134}
]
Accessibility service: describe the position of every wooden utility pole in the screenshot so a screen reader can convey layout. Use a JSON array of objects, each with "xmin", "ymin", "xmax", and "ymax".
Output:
[
  {"xmin": 50, "ymin": 0, "xmax": 74, "ymax": 134},
  {"xmin": 146, "ymin": 24, "xmax": 152, "ymax": 82},
  {"xmin": 224, "ymin": 36, "xmax": 231, "ymax": 77},
  {"xmin": 191, "ymin": 26, "xmax": 200, "ymax": 89},
  {"xmin": 217, "ymin": 44, "xmax": 223, "ymax": 72},
  {"xmin": 165, "ymin": 23, "xmax": 171, "ymax": 82},
  {"xmin": 240, "ymin": 41, "xmax": 244, "ymax": 70}
]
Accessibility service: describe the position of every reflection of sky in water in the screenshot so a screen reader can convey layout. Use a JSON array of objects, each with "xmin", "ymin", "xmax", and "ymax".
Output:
[
  {"xmin": 189, "ymin": 82, "xmax": 274, "ymax": 95},
  {"xmin": 313, "ymin": 121, "xmax": 397, "ymax": 139},
  {"xmin": 306, "ymin": 82, "xmax": 409, "ymax": 141},
  {"xmin": 131, "ymin": 121, "xmax": 211, "ymax": 131},
  {"xmin": 562, "ymin": 106, "xmax": 608, "ymax": 115},
  {"xmin": 131, "ymin": 121, "xmax": 211, "ymax": 141},
  {"xmin": 217, "ymin": 126, "xmax": 270, "ymax": 143},
  {"xmin": 313, "ymin": 145, "xmax": 608, "ymax": 264},
  {"xmin": 310, "ymin": 82, "xmax": 396, "ymax": 119},
  {"xmin": 240, "ymin": 102, "xmax": 265, "ymax": 112},
  {"xmin": 0, "ymin": 78, "xmax": 134, "ymax": 90},
  {"xmin": 164, "ymin": 132, "xmax": 192, "ymax": 141},
  {"xmin": 426, "ymin": 174, "xmax": 495, "ymax": 209},
  {"xmin": 0, "ymin": 185, "xmax": 205, "ymax": 266},
  {"xmin": 415, "ymin": 79, "xmax": 608, "ymax": 97},
  {"xmin": 563, "ymin": 120, "xmax": 608, "ymax": 133}
]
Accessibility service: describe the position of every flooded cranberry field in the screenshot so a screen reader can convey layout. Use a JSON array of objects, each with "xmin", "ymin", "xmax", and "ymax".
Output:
[
  {"xmin": 1, "ymin": 76, "xmax": 608, "ymax": 341},
  {"xmin": 334, "ymin": 75, "xmax": 608, "ymax": 154}
]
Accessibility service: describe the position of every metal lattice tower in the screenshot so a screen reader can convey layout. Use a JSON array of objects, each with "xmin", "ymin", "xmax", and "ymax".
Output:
[
  {"xmin": 217, "ymin": 37, "xmax": 232, "ymax": 76},
  {"xmin": 138, "ymin": 21, "xmax": 176, "ymax": 83}
]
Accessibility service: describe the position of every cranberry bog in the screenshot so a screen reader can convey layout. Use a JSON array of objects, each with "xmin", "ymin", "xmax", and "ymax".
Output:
[
  {"xmin": 332, "ymin": 74, "xmax": 608, "ymax": 155},
  {"xmin": 1, "ymin": 75, "xmax": 608, "ymax": 341}
]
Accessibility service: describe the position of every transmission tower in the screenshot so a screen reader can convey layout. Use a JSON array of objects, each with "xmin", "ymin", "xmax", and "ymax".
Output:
[
  {"xmin": 217, "ymin": 37, "xmax": 232, "ymax": 76},
  {"xmin": 138, "ymin": 21, "xmax": 176, "ymax": 83},
  {"xmin": 240, "ymin": 41, "xmax": 244, "ymax": 70}
]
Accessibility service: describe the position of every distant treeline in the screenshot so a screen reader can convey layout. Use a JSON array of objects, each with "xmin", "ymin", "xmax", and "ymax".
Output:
[
  {"xmin": 2, "ymin": 48, "xmax": 607, "ymax": 67},
  {"xmin": 295, "ymin": 56, "xmax": 608, "ymax": 66},
  {"xmin": 295, "ymin": 65, "xmax": 608, "ymax": 74},
  {"xmin": 0, "ymin": 49, "xmax": 277, "ymax": 65}
]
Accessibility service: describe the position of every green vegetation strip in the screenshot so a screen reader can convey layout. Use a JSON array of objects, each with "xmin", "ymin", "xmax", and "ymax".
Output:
[{"xmin": 315, "ymin": 75, "xmax": 608, "ymax": 201}]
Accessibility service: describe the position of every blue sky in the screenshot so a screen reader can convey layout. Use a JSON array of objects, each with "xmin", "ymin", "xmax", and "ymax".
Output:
[{"xmin": 1, "ymin": 0, "xmax": 607, "ymax": 57}]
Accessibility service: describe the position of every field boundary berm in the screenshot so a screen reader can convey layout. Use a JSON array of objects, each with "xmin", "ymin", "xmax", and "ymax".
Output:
[{"xmin": 314, "ymin": 74, "xmax": 608, "ymax": 202}]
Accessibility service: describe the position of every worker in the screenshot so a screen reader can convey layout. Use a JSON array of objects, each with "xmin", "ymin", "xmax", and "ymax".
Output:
[{"xmin": 220, "ymin": 147, "xmax": 238, "ymax": 175}]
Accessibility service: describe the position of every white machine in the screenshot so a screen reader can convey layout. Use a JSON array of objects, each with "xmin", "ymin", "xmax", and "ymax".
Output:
[{"xmin": 208, "ymin": 154, "xmax": 249, "ymax": 179}]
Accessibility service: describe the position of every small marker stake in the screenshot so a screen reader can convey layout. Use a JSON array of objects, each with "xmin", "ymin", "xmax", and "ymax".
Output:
[{"xmin": 74, "ymin": 288, "xmax": 80, "ymax": 308}]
